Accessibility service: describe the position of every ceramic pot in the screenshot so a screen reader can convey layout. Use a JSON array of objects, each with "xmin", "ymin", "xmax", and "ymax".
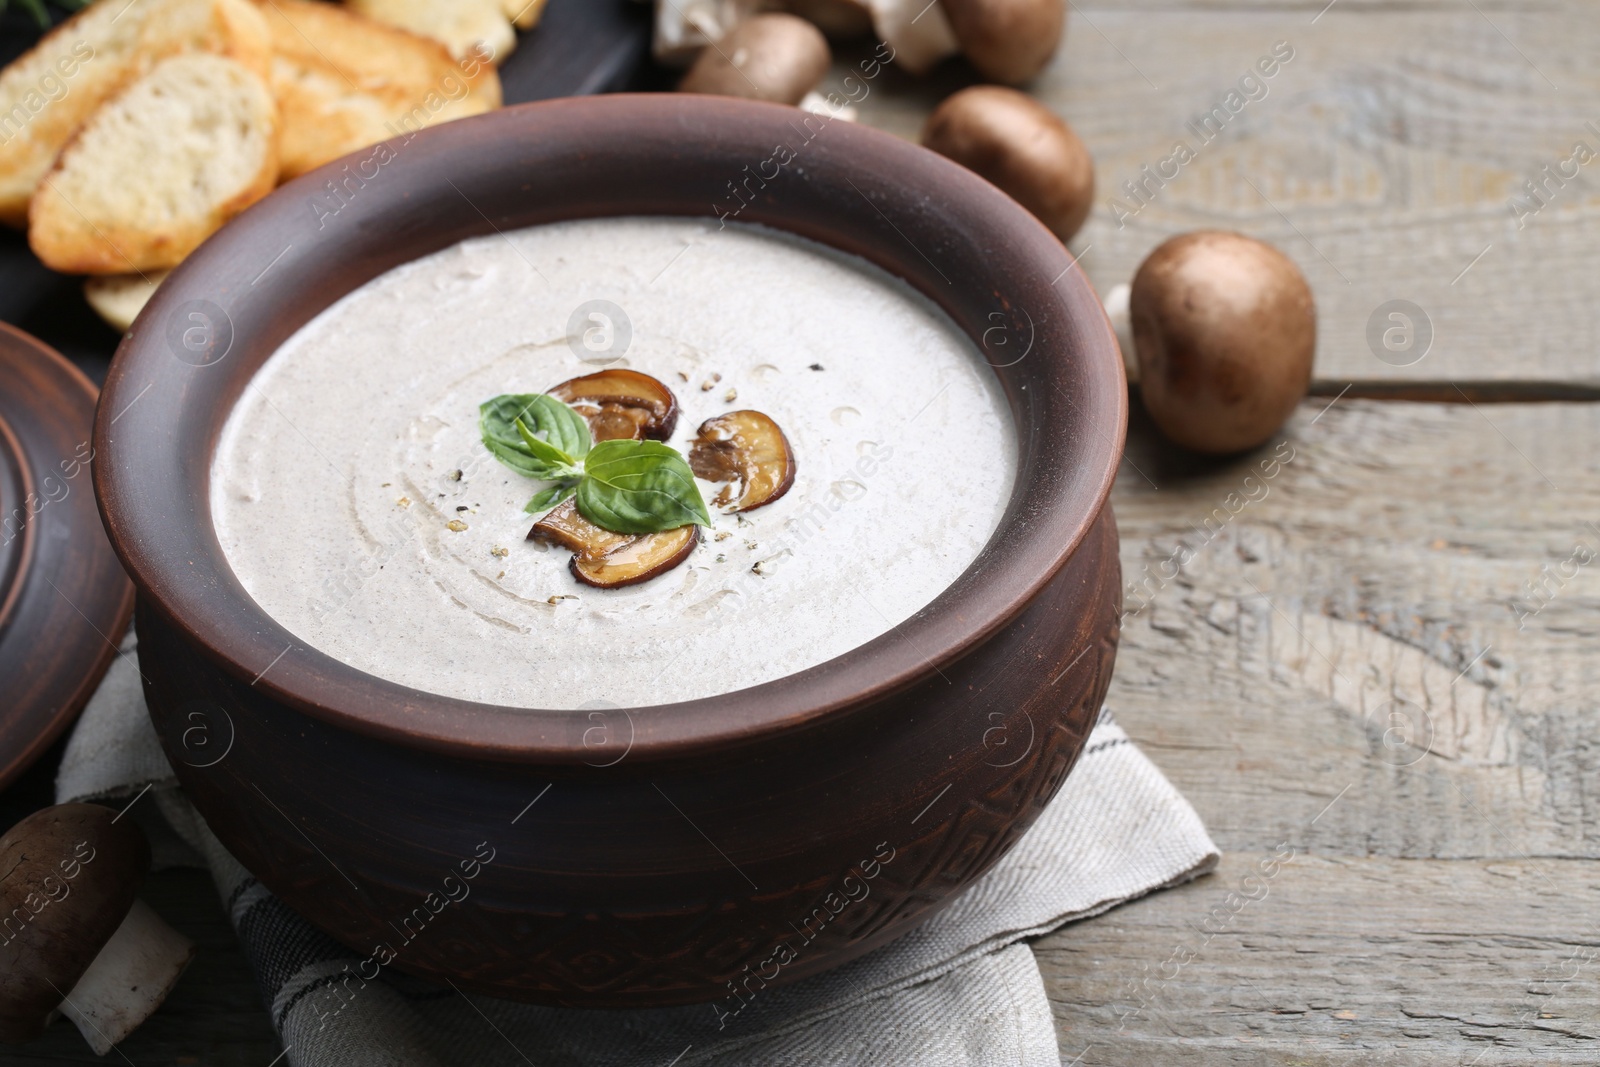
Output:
[{"xmin": 93, "ymin": 95, "xmax": 1126, "ymax": 1006}]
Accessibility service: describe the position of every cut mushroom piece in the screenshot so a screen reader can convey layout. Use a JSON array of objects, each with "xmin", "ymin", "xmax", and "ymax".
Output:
[
  {"xmin": 0, "ymin": 804, "xmax": 196, "ymax": 1055},
  {"xmin": 528, "ymin": 497, "xmax": 632, "ymax": 556},
  {"xmin": 548, "ymin": 369, "xmax": 680, "ymax": 442},
  {"xmin": 689, "ymin": 410, "xmax": 796, "ymax": 512},
  {"xmin": 574, "ymin": 524, "xmax": 700, "ymax": 588},
  {"xmin": 529, "ymin": 499, "xmax": 699, "ymax": 587}
]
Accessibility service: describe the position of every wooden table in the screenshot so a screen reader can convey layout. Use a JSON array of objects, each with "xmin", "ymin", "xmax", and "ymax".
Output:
[
  {"xmin": 9, "ymin": 1, "xmax": 1600, "ymax": 1063},
  {"xmin": 825, "ymin": 1, "xmax": 1600, "ymax": 1062}
]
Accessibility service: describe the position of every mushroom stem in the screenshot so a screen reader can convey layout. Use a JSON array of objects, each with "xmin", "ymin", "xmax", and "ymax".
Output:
[
  {"xmin": 654, "ymin": 0, "xmax": 760, "ymax": 65},
  {"xmin": 1103, "ymin": 282, "xmax": 1138, "ymax": 384},
  {"xmin": 867, "ymin": 0, "xmax": 959, "ymax": 75},
  {"xmin": 58, "ymin": 900, "xmax": 194, "ymax": 1056}
]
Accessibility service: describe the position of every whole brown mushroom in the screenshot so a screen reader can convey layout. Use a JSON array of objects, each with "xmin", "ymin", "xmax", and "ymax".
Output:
[
  {"xmin": 941, "ymin": 0, "xmax": 1065, "ymax": 85},
  {"xmin": 0, "ymin": 804, "xmax": 195, "ymax": 1055},
  {"xmin": 1130, "ymin": 230, "xmax": 1316, "ymax": 454},
  {"xmin": 678, "ymin": 13, "xmax": 832, "ymax": 106},
  {"xmin": 922, "ymin": 86, "xmax": 1095, "ymax": 243}
]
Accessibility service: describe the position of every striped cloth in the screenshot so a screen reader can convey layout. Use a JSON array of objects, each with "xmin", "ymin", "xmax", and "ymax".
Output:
[{"xmin": 59, "ymin": 639, "xmax": 1218, "ymax": 1066}]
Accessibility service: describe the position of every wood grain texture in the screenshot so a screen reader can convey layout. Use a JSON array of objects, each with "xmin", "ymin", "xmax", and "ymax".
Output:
[
  {"xmin": 1036, "ymin": 396, "xmax": 1600, "ymax": 1062},
  {"xmin": 1112, "ymin": 398, "xmax": 1600, "ymax": 860},
  {"xmin": 1041, "ymin": 853, "xmax": 1600, "ymax": 1066},
  {"xmin": 833, "ymin": 1, "xmax": 1600, "ymax": 388}
]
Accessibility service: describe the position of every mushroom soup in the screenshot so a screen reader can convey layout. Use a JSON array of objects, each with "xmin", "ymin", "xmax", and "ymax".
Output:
[{"xmin": 210, "ymin": 218, "xmax": 1016, "ymax": 707}]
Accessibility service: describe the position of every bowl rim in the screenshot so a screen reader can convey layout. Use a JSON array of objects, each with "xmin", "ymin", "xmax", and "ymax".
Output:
[
  {"xmin": 93, "ymin": 94, "xmax": 1125, "ymax": 764},
  {"xmin": 2, "ymin": 322, "xmax": 135, "ymax": 790}
]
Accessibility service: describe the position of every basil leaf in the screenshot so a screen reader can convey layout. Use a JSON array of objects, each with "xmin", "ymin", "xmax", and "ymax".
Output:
[
  {"xmin": 515, "ymin": 418, "xmax": 582, "ymax": 474},
  {"xmin": 529, "ymin": 394, "xmax": 591, "ymax": 460},
  {"xmin": 480, "ymin": 394, "xmax": 591, "ymax": 479},
  {"xmin": 523, "ymin": 483, "xmax": 576, "ymax": 514},
  {"xmin": 481, "ymin": 393, "xmax": 542, "ymax": 453},
  {"xmin": 483, "ymin": 436, "xmax": 550, "ymax": 479},
  {"xmin": 576, "ymin": 439, "xmax": 712, "ymax": 533}
]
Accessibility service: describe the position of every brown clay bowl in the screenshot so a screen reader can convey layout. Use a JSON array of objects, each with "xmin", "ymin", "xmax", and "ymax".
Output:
[{"xmin": 92, "ymin": 95, "xmax": 1125, "ymax": 1007}]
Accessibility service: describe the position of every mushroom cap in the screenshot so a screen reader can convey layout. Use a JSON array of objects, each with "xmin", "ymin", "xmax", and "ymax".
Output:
[
  {"xmin": 678, "ymin": 13, "xmax": 832, "ymax": 106},
  {"xmin": 941, "ymin": 0, "xmax": 1065, "ymax": 85},
  {"xmin": 0, "ymin": 804, "xmax": 149, "ymax": 1043},
  {"xmin": 1130, "ymin": 230, "xmax": 1316, "ymax": 454},
  {"xmin": 921, "ymin": 86, "xmax": 1095, "ymax": 243}
]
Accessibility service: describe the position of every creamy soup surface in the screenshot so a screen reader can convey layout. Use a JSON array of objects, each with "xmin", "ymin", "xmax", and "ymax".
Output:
[{"xmin": 210, "ymin": 218, "xmax": 1016, "ymax": 708}]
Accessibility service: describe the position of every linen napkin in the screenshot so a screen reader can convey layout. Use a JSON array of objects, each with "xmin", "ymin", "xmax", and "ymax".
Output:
[{"xmin": 57, "ymin": 635, "xmax": 1218, "ymax": 1066}]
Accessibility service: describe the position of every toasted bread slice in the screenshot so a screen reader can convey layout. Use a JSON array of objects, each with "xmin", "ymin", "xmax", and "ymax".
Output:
[
  {"xmin": 502, "ymin": 0, "xmax": 546, "ymax": 31},
  {"xmin": 143, "ymin": 0, "xmax": 271, "ymax": 76},
  {"xmin": 29, "ymin": 54, "xmax": 278, "ymax": 274},
  {"xmin": 84, "ymin": 269, "xmax": 170, "ymax": 331},
  {"xmin": 345, "ymin": 0, "xmax": 516, "ymax": 64},
  {"xmin": 262, "ymin": 0, "xmax": 501, "ymax": 179},
  {"xmin": 0, "ymin": 0, "xmax": 269, "ymax": 227}
]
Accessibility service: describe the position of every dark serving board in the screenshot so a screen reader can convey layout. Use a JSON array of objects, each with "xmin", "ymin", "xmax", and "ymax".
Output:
[{"xmin": 0, "ymin": 0, "xmax": 655, "ymax": 386}]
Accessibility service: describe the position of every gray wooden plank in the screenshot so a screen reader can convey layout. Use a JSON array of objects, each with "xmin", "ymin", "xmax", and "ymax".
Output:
[
  {"xmin": 831, "ymin": 1, "xmax": 1600, "ymax": 387},
  {"xmin": 1107, "ymin": 397, "xmax": 1600, "ymax": 861},
  {"xmin": 1038, "ymin": 396, "xmax": 1600, "ymax": 1061},
  {"xmin": 1038, "ymin": 852, "xmax": 1600, "ymax": 1065}
]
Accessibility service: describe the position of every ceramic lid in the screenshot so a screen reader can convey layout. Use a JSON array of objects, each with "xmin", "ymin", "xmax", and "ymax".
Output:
[{"xmin": 0, "ymin": 322, "xmax": 134, "ymax": 791}]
